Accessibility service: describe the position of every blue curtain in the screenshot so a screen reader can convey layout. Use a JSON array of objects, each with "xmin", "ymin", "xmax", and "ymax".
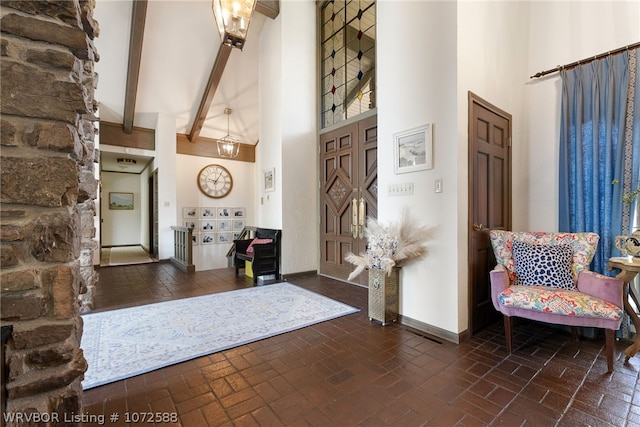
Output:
[{"xmin": 559, "ymin": 49, "xmax": 640, "ymax": 274}]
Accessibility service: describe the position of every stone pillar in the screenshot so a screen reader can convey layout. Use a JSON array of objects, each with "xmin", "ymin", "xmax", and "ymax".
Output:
[{"xmin": 0, "ymin": 0, "xmax": 99, "ymax": 423}]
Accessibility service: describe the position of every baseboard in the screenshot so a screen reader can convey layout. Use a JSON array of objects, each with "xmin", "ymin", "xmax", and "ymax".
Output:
[
  {"xmin": 318, "ymin": 273, "xmax": 368, "ymax": 288},
  {"xmin": 399, "ymin": 314, "xmax": 468, "ymax": 345},
  {"xmin": 281, "ymin": 270, "xmax": 318, "ymax": 280}
]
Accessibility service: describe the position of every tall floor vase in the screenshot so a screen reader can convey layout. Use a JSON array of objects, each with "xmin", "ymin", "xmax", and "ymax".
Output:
[{"xmin": 368, "ymin": 267, "xmax": 399, "ymax": 326}]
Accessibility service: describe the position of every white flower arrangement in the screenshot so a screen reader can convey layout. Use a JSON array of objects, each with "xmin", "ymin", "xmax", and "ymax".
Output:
[{"xmin": 345, "ymin": 209, "xmax": 431, "ymax": 281}]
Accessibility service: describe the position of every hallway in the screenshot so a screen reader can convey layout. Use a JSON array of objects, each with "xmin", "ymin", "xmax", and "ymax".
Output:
[
  {"xmin": 82, "ymin": 263, "xmax": 640, "ymax": 426},
  {"xmin": 100, "ymin": 246, "xmax": 157, "ymax": 267}
]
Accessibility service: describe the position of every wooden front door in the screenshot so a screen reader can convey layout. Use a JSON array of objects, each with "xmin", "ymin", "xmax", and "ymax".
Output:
[
  {"xmin": 320, "ymin": 115, "xmax": 377, "ymax": 285},
  {"xmin": 468, "ymin": 92, "xmax": 512, "ymax": 333}
]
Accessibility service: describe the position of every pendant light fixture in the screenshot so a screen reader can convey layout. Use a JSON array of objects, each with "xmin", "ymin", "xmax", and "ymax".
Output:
[
  {"xmin": 217, "ymin": 108, "xmax": 240, "ymax": 158},
  {"xmin": 212, "ymin": 0, "xmax": 258, "ymax": 50}
]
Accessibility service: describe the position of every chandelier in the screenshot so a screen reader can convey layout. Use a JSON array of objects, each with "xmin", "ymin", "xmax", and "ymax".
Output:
[
  {"xmin": 217, "ymin": 108, "xmax": 240, "ymax": 158},
  {"xmin": 212, "ymin": 0, "xmax": 258, "ymax": 50}
]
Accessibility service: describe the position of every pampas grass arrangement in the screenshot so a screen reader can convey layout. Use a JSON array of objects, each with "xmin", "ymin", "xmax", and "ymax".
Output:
[{"xmin": 345, "ymin": 209, "xmax": 431, "ymax": 281}]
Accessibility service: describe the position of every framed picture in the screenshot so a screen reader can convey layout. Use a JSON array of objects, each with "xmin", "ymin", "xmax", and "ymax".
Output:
[
  {"xmin": 232, "ymin": 220, "xmax": 245, "ymax": 231},
  {"xmin": 183, "ymin": 207, "xmax": 198, "ymax": 218},
  {"xmin": 217, "ymin": 207, "xmax": 231, "ymax": 218},
  {"xmin": 109, "ymin": 192, "xmax": 134, "ymax": 210},
  {"xmin": 394, "ymin": 123, "xmax": 433, "ymax": 174},
  {"xmin": 200, "ymin": 207, "xmax": 215, "ymax": 218},
  {"xmin": 217, "ymin": 220, "xmax": 231, "ymax": 231},
  {"xmin": 201, "ymin": 233, "xmax": 215, "ymax": 245},
  {"xmin": 200, "ymin": 219, "xmax": 215, "ymax": 231},
  {"xmin": 217, "ymin": 232, "xmax": 232, "ymax": 244},
  {"xmin": 264, "ymin": 167, "xmax": 275, "ymax": 192},
  {"xmin": 231, "ymin": 207, "xmax": 245, "ymax": 218},
  {"xmin": 184, "ymin": 220, "xmax": 197, "ymax": 230},
  {"xmin": 191, "ymin": 233, "xmax": 199, "ymax": 246}
]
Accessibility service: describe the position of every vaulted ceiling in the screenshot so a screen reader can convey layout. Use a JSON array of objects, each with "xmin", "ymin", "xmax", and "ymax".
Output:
[{"xmin": 95, "ymin": 0, "xmax": 278, "ymax": 172}]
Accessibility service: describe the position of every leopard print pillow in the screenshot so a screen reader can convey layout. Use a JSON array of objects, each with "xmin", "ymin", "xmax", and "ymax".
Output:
[{"xmin": 512, "ymin": 241, "xmax": 575, "ymax": 290}]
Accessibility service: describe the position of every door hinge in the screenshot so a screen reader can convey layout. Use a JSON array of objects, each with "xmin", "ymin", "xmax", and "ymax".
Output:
[{"xmin": 507, "ymin": 137, "xmax": 512, "ymax": 147}]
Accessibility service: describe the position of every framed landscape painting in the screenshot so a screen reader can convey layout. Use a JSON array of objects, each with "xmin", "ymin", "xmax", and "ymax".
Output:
[
  {"xmin": 394, "ymin": 123, "xmax": 433, "ymax": 174},
  {"xmin": 109, "ymin": 192, "xmax": 134, "ymax": 210}
]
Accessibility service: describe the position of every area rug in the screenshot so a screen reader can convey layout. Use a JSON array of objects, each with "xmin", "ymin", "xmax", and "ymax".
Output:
[
  {"xmin": 107, "ymin": 246, "xmax": 155, "ymax": 266},
  {"xmin": 81, "ymin": 283, "xmax": 359, "ymax": 389}
]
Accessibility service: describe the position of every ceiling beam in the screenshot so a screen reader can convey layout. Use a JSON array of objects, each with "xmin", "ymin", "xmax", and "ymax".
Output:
[
  {"xmin": 188, "ymin": 43, "xmax": 233, "ymax": 143},
  {"xmin": 188, "ymin": 2, "xmax": 276, "ymax": 144},
  {"xmin": 177, "ymin": 134, "xmax": 255, "ymax": 162},
  {"xmin": 100, "ymin": 121, "xmax": 155, "ymax": 151},
  {"xmin": 122, "ymin": 0, "xmax": 148, "ymax": 134},
  {"xmin": 255, "ymin": 0, "xmax": 279, "ymax": 19}
]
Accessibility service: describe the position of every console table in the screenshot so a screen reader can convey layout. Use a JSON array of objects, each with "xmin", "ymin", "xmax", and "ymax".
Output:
[{"xmin": 607, "ymin": 257, "xmax": 640, "ymax": 362}]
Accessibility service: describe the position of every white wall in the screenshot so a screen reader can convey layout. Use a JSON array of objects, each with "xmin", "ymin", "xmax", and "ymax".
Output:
[
  {"xmin": 280, "ymin": 0, "xmax": 318, "ymax": 275},
  {"xmin": 258, "ymin": 0, "xmax": 318, "ymax": 275},
  {"xmin": 526, "ymin": 1, "xmax": 640, "ymax": 231},
  {"xmin": 458, "ymin": 1, "xmax": 531, "ymax": 229},
  {"xmin": 456, "ymin": 1, "xmax": 531, "ymax": 333},
  {"xmin": 101, "ymin": 171, "xmax": 143, "ymax": 246},
  {"xmin": 377, "ymin": 0, "xmax": 460, "ymax": 334},
  {"xmin": 93, "ymin": 0, "xmax": 131, "ymax": 124},
  {"xmin": 377, "ymin": 0, "xmax": 638, "ymax": 338},
  {"xmin": 99, "ymin": 143, "xmax": 155, "ymax": 249},
  {"xmin": 175, "ymin": 154, "xmax": 256, "ymax": 271},
  {"xmin": 258, "ymin": 3, "xmax": 283, "ymax": 230},
  {"xmin": 155, "ymin": 113, "xmax": 178, "ymax": 260}
]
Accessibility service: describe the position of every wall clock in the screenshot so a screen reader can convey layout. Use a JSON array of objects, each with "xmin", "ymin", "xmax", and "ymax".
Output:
[{"xmin": 197, "ymin": 164, "xmax": 233, "ymax": 198}]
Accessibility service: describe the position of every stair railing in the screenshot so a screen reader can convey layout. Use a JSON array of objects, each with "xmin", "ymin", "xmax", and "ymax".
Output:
[{"xmin": 170, "ymin": 226, "xmax": 195, "ymax": 273}]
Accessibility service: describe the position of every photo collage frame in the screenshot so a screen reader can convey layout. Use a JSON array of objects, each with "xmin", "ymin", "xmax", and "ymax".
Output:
[{"xmin": 182, "ymin": 207, "xmax": 246, "ymax": 246}]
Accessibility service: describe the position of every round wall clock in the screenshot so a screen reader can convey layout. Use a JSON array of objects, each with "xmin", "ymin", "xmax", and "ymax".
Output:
[{"xmin": 197, "ymin": 164, "xmax": 233, "ymax": 198}]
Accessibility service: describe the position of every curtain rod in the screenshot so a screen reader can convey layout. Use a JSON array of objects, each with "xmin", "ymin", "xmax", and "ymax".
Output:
[{"xmin": 530, "ymin": 41, "xmax": 640, "ymax": 79}]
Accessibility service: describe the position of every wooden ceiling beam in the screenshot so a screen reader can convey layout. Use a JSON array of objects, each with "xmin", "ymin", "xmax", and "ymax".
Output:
[
  {"xmin": 188, "ymin": 43, "xmax": 232, "ymax": 143},
  {"xmin": 100, "ymin": 121, "xmax": 155, "ymax": 151},
  {"xmin": 255, "ymin": 0, "xmax": 279, "ymax": 19},
  {"xmin": 186, "ymin": 1, "xmax": 278, "ymax": 145},
  {"xmin": 123, "ymin": 0, "xmax": 147, "ymax": 134},
  {"xmin": 177, "ymin": 133, "xmax": 255, "ymax": 162}
]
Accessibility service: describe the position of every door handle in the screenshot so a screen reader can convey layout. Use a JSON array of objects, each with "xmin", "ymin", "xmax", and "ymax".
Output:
[
  {"xmin": 472, "ymin": 223, "xmax": 485, "ymax": 231},
  {"xmin": 358, "ymin": 197, "xmax": 365, "ymax": 239},
  {"xmin": 351, "ymin": 197, "xmax": 358, "ymax": 238}
]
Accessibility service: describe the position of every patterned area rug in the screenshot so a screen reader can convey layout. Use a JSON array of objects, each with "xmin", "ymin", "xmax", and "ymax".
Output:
[{"xmin": 81, "ymin": 283, "xmax": 359, "ymax": 389}]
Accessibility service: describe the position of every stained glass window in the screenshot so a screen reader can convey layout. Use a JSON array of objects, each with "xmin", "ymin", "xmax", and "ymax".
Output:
[{"xmin": 321, "ymin": 0, "xmax": 376, "ymax": 128}]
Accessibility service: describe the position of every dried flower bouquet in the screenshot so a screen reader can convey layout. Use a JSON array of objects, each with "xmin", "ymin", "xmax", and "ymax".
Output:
[{"xmin": 345, "ymin": 209, "xmax": 430, "ymax": 281}]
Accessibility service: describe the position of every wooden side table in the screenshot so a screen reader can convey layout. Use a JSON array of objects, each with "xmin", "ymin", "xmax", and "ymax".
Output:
[{"xmin": 607, "ymin": 257, "xmax": 640, "ymax": 362}]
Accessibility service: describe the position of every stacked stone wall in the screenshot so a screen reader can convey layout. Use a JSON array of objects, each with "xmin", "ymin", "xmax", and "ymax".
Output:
[{"xmin": 0, "ymin": 0, "xmax": 99, "ymax": 423}]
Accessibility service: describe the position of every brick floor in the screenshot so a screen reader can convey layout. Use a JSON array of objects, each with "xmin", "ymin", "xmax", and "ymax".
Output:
[{"xmin": 82, "ymin": 262, "xmax": 640, "ymax": 426}]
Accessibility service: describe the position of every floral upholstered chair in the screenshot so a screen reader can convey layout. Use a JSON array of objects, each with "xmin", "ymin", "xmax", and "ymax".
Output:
[{"xmin": 489, "ymin": 231, "xmax": 624, "ymax": 372}]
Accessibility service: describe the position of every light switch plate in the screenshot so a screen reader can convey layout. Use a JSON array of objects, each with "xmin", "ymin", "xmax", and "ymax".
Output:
[
  {"xmin": 435, "ymin": 179, "xmax": 443, "ymax": 193},
  {"xmin": 388, "ymin": 183, "xmax": 414, "ymax": 196}
]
